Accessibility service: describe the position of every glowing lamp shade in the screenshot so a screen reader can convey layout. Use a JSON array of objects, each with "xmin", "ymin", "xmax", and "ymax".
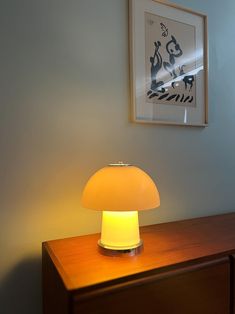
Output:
[{"xmin": 82, "ymin": 163, "xmax": 160, "ymax": 254}]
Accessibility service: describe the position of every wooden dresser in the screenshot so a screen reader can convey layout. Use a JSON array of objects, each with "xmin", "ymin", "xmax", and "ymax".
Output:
[{"xmin": 42, "ymin": 213, "xmax": 235, "ymax": 314}]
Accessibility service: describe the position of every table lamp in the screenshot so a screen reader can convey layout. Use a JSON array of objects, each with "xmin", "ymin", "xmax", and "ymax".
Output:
[{"xmin": 82, "ymin": 162, "xmax": 160, "ymax": 255}]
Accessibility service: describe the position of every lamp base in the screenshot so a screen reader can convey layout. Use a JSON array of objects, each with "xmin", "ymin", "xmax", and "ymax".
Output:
[{"xmin": 98, "ymin": 239, "xmax": 143, "ymax": 256}]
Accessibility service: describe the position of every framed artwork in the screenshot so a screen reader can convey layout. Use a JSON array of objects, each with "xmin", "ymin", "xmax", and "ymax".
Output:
[{"xmin": 129, "ymin": 0, "xmax": 208, "ymax": 126}]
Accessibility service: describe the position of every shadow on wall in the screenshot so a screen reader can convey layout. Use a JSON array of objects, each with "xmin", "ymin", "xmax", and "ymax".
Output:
[{"xmin": 0, "ymin": 257, "xmax": 42, "ymax": 314}]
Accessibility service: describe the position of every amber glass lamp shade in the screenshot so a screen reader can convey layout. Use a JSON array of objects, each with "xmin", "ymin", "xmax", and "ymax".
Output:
[{"xmin": 82, "ymin": 163, "xmax": 160, "ymax": 254}]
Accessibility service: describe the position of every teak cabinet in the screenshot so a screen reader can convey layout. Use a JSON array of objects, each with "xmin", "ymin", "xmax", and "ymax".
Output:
[{"xmin": 42, "ymin": 213, "xmax": 235, "ymax": 314}]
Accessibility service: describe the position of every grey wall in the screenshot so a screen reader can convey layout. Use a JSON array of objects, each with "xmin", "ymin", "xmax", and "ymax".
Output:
[{"xmin": 0, "ymin": 0, "xmax": 235, "ymax": 313}]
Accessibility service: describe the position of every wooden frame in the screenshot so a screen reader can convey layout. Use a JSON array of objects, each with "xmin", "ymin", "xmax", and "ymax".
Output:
[{"xmin": 129, "ymin": 0, "xmax": 208, "ymax": 126}]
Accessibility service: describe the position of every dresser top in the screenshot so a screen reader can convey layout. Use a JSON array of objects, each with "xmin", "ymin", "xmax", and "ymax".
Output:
[{"xmin": 43, "ymin": 212, "xmax": 235, "ymax": 291}]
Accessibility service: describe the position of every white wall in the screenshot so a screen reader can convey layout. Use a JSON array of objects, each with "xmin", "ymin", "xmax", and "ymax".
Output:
[{"xmin": 1, "ymin": 0, "xmax": 235, "ymax": 313}]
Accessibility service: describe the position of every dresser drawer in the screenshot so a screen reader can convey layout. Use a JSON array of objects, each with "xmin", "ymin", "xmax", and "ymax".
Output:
[{"xmin": 73, "ymin": 257, "xmax": 230, "ymax": 314}]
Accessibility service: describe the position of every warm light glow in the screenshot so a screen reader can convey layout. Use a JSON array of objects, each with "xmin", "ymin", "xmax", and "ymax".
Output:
[
  {"xmin": 100, "ymin": 211, "xmax": 140, "ymax": 250},
  {"xmin": 82, "ymin": 163, "xmax": 160, "ymax": 253},
  {"xmin": 82, "ymin": 165, "xmax": 160, "ymax": 211}
]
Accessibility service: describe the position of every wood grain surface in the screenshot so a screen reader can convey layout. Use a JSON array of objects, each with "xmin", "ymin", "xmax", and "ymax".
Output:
[{"xmin": 43, "ymin": 212, "xmax": 235, "ymax": 291}]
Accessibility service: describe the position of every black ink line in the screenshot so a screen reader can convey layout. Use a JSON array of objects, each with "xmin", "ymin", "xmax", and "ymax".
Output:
[
  {"xmin": 158, "ymin": 93, "xmax": 169, "ymax": 100},
  {"xmin": 189, "ymin": 96, "xmax": 193, "ymax": 103},
  {"xmin": 149, "ymin": 93, "xmax": 158, "ymax": 99},
  {"xmin": 184, "ymin": 96, "xmax": 190, "ymax": 103},
  {"xmin": 175, "ymin": 94, "xmax": 180, "ymax": 102},
  {"xmin": 167, "ymin": 94, "xmax": 177, "ymax": 101}
]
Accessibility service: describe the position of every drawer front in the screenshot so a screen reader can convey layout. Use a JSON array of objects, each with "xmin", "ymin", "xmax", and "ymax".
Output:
[{"xmin": 73, "ymin": 257, "xmax": 230, "ymax": 314}]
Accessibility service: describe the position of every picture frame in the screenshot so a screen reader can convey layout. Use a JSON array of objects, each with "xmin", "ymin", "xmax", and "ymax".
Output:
[{"xmin": 129, "ymin": 0, "xmax": 208, "ymax": 126}]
